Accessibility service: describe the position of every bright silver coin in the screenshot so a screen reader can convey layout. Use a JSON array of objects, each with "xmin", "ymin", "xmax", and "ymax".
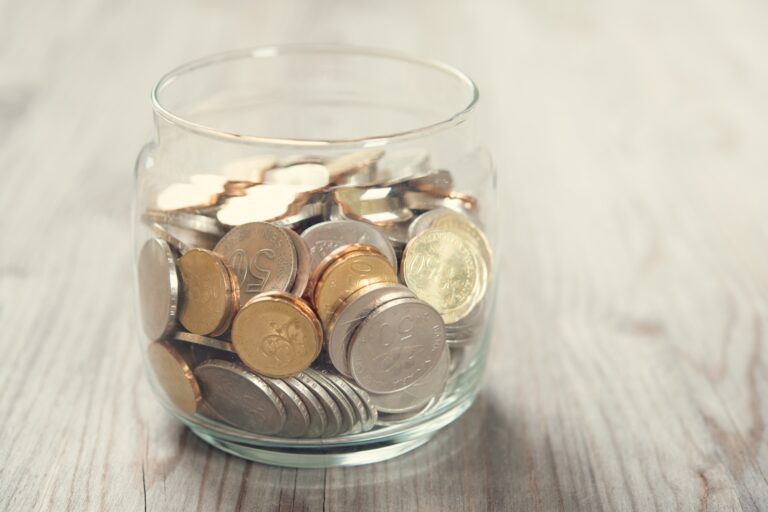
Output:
[
  {"xmin": 284, "ymin": 376, "xmax": 327, "ymax": 438},
  {"xmin": 320, "ymin": 371, "xmax": 368, "ymax": 434},
  {"xmin": 137, "ymin": 238, "xmax": 180, "ymax": 341},
  {"xmin": 348, "ymin": 297, "xmax": 446, "ymax": 394},
  {"xmin": 194, "ymin": 360, "xmax": 286, "ymax": 434},
  {"xmin": 306, "ymin": 369, "xmax": 356, "ymax": 434},
  {"xmin": 284, "ymin": 227, "xmax": 312, "ymax": 297},
  {"xmin": 264, "ymin": 378, "xmax": 311, "ymax": 438},
  {"xmin": 326, "ymin": 283, "xmax": 415, "ymax": 377},
  {"xmin": 344, "ymin": 378, "xmax": 378, "ymax": 431},
  {"xmin": 300, "ymin": 220, "xmax": 397, "ymax": 271},
  {"xmin": 214, "ymin": 222, "xmax": 298, "ymax": 306},
  {"xmin": 369, "ymin": 345, "xmax": 450, "ymax": 414},
  {"xmin": 295, "ymin": 372, "xmax": 342, "ymax": 437},
  {"xmin": 375, "ymin": 398, "xmax": 435, "ymax": 427}
]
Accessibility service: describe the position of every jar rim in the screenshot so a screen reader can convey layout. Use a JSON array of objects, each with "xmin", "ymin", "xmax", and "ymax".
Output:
[{"xmin": 151, "ymin": 44, "xmax": 480, "ymax": 148}]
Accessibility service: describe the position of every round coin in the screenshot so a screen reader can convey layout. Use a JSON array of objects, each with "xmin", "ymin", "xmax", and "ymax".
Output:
[
  {"xmin": 369, "ymin": 344, "xmax": 450, "ymax": 413},
  {"xmin": 178, "ymin": 249, "xmax": 239, "ymax": 336},
  {"xmin": 284, "ymin": 228, "xmax": 312, "ymax": 297},
  {"xmin": 412, "ymin": 208, "xmax": 493, "ymax": 271},
  {"xmin": 295, "ymin": 372, "xmax": 342, "ymax": 437},
  {"xmin": 147, "ymin": 341, "xmax": 201, "ymax": 415},
  {"xmin": 348, "ymin": 297, "xmax": 446, "ymax": 394},
  {"xmin": 172, "ymin": 331, "xmax": 237, "ymax": 354},
  {"xmin": 300, "ymin": 220, "xmax": 398, "ymax": 271},
  {"xmin": 214, "ymin": 222, "xmax": 298, "ymax": 306},
  {"xmin": 194, "ymin": 360, "xmax": 286, "ymax": 434},
  {"xmin": 307, "ymin": 369, "xmax": 356, "ymax": 434},
  {"xmin": 231, "ymin": 292, "xmax": 322, "ymax": 377},
  {"xmin": 283, "ymin": 376, "xmax": 328, "ymax": 438},
  {"xmin": 326, "ymin": 149, "xmax": 383, "ymax": 183},
  {"xmin": 264, "ymin": 378, "xmax": 311, "ymax": 437},
  {"xmin": 263, "ymin": 163, "xmax": 330, "ymax": 192},
  {"xmin": 320, "ymin": 372, "xmax": 368, "ymax": 434},
  {"xmin": 137, "ymin": 239, "xmax": 180, "ymax": 340},
  {"xmin": 216, "ymin": 185, "xmax": 300, "ymax": 227},
  {"xmin": 326, "ymin": 283, "xmax": 415, "ymax": 377},
  {"xmin": 375, "ymin": 398, "xmax": 435, "ymax": 427},
  {"xmin": 401, "ymin": 229, "xmax": 487, "ymax": 325}
]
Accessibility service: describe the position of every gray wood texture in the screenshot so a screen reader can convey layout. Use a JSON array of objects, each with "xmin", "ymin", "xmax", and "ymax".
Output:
[{"xmin": 2, "ymin": 0, "xmax": 768, "ymax": 510}]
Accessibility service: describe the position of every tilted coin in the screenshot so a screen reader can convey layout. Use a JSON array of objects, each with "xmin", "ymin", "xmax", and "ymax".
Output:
[
  {"xmin": 147, "ymin": 222, "xmax": 192, "ymax": 254},
  {"xmin": 375, "ymin": 398, "xmax": 435, "ymax": 427},
  {"xmin": 143, "ymin": 210, "xmax": 226, "ymax": 237},
  {"xmin": 372, "ymin": 219, "xmax": 410, "ymax": 250},
  {"xmin": 214, "ymin": 221, "xmax": 298, "ymax": 306},
  {"xmin": 401, "ymin": 229, "xmax": 487, "ymax": 325},
  {"xmin": 410, "ymin": 207, "xmax": 492, "ymax": 271},
  {"xmin": 137, "ymin": 239, "xmax": 180, "ymax": 340},
  {"xmin": 283, "ymin": 376, "xmax": 328, "ymax": 438},
  {"xmin": 369, "ymin": 345, "xmax": 450, "ymax": 414},
  {"xmin": 194, "ymin": 360, "xmax": 287, "ymax": 434},
  {"xmin": 284, "ymin": 228, "xmax": 312, "ymax": 297},
  {"xmin": 231, "ymin": 292, "xmax": 322, "ymax": 377},
  {"xmin": 178, "ymin": 249, "xmax": 240, "ymax": 336},
  {"xmin": 172, "ymin": 331, "xmax": 237, "ymax": 354},
  {"xmin": 300, "ymin": 220, "xmax": 398, "ymax": 271},
  {"xmin": 147, "ymin": 341, "xmax": 201, "ymax": 415},
  {"xmin": 264, "ymin": 377, "xmax": 311, "ymax": 438},
  {"xmin": 311, "ymin": 245, "xmax": 398, "ymax": 323},
  {"xmin": 319, "ymin": 371, "xmax": 369, "ymax": 434},
  {"xmin": 345, "ymin": 378, "xmax": 378, "ymax": 429},
  {"xmin": 295, "ymin": 372, "xmax": 343, "ymax": 437},
  {"xmin": 216, "ymin": 185, "xmax": 301, "ymax": 227},
  {"xmin": 263, "ymin": 163, "xmax": 330, "ymax": 192},
  {"xmin": 333, "ymin": 186, "xmax": 413, "ymax": 225},
  {"xmin": 307, "ymin": 369, "xmax": 356, "ymax": 434},
  {"xmin": 348, "ymin": 297, "xmax": 446, "ymax": 394},
  {"xmin": 220, "ymin": 155, "xmax": 278, "ymax": 182},
  {"xmin": 326, "ymin": 282, "xmax": 415, "ymax": 377},
  {"xmin": 326, "ymin": 149, "xmax": 383, "ymax": 184},
  {"xmin": 395, "ymin": 169, "xmax": 453, "ymax": 195}
]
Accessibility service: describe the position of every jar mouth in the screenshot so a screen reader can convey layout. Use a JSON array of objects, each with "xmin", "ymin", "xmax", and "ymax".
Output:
[{"xmin": 151, "ymin": 45, "xmax": 479, "ymax": 147}]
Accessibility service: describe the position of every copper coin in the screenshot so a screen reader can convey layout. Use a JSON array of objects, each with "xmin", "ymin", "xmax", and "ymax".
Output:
[
  {"xmin": 231, "ymin": 292, "xmax": 322, "ymax": 377},
  {"xmin": 214, "ymin": 221, "xmax": 298, "ymax": 306},
  {"xmin": 178, "ymin": 248, "xmax": 239, "ymax": 336},
  {"xmin": 137, "ymin": 239, "xmax": 180, "ymax": 341},
  {"xmin": 147, "ymin": 341, "xmax": 201, "ymax": 415}
]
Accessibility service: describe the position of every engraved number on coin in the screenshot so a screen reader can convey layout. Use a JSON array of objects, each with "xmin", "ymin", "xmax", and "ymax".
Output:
[
  {"xmin": 229, "ymin": 248, "xmax": 274, "ymax": 293},
  {"xmin": 374, "ymin": 316, "xmax": 422, "ymax": 377}
]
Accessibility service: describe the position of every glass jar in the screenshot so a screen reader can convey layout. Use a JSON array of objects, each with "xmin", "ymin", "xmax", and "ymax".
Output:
[{"xmin": 133, "ymin": 45, "xmax": 497, "ymax": 468}]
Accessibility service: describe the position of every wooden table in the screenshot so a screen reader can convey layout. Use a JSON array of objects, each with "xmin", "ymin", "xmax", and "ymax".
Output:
[{"xmin": 2, "ymin": 1, "xmax": 767, "ymax": 510}]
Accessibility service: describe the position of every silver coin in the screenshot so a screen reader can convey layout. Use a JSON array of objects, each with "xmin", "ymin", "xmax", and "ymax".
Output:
[
  {"xmin": 283, "ymin": 376, "xmax": 327, "ymax": 438},
  {"xmin": 300, "ymin": 220, "xmax": 397, "ymax": 271},
  {"xmin": 147, "ymin": 222, "xmax": 192, "ymax": 254},
  {"xmin": 326, "ymin": 149, "xmax": 383, "ymax": 184},
  {"xmin": 319, "ymin": 371, "xmax": 368, "ymax": 434},
  {"xmin": 373, "ymin": 220, "xmax": 410, "ymax": 250},
  {"xmin": 326, "ymin": 283, "xmax": 415, "ymax": 376},
  {"xmin": 172, "ymin": 331, "xmax": 237, "ymax": 354},
  {"xmin": 194, "ymin": 360, "xmax": 286, "ymax": 434},
  {"xmin": 214, "ymin": 222, "xmax": 298, "ymax": 306},
  {"xmin": 306, "ymin": 369, "xmax": 356, "ymax": 434},
  {"xmin": 344, "ymin": 378, "xmax": 378, "ymax": 431},
  {"xmin": 272, "ymin": 200, "xmax": 325, "ymax": 230},
  {"xmin": 295, "ymin": 371, "xmax": 342, "ymax": 437},
  {"xmin": 143, "ymin": 210, "xmax": 225, "ymax": 237},
  {"xmin": 396, "ymin": 169, "xmax": 453, "ymax": 194},
  {"xmin": 369, "ymin": 345, "xmax": 450, "ymax": 414},
  {"xmin": 348, "ymin": 297, "xmax": 446, "ymax": 394},
  {"xmin": 137, "ymin": 238, "xmax": 180, "ymax": 341},
  {"xmin": 284, "ymin": 227, "xmax": 312, "ymax": 297},
  {"xmin": 264, "ymin": 378, "xmax": 311, "ymax": 438},
  {"xmin": 375, "ymin": 398, "xmax": 435, "ymax": 427}
]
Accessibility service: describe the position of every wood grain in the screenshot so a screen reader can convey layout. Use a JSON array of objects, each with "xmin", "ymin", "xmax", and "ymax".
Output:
[{"xmin": 2, "ymin": 0, "xmax": 768, "ymax": 510}]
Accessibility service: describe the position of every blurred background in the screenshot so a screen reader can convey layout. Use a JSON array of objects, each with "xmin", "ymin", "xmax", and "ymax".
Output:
[{"xmin": 2, "ymin": 1, "xmax": 768, "ymax": 510}]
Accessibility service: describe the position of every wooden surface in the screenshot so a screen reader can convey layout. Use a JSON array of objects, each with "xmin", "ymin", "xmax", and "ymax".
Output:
[{"xmin": 2, "ymin": 0, "xmax": 768, "ymax": 510}]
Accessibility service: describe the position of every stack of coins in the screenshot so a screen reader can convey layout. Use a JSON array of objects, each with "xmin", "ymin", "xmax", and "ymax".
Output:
[{"xmin": 137, "ymin": 148, "xmax": 492, "ymax": 437}]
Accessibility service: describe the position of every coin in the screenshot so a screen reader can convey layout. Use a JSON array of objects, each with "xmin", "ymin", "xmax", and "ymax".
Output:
[
  {"xmin": 300, "ymin": 220, "xmax": 398, "ymax": 271},
  {"xmin": 231, "ymin": 292, "xmax": 322, "ymax": 377},
  {"xmin": 410, "ymin": 208, "xmax": 492, "ymax": 271},
  {"xmin": 307, "ymin": 369, "xmax": 356, "ymax": 434},
  {"xmin": 401, "ymin": 229, "xmax": 486, "ymax": 324},
  {"xmin": 264, "ymin": 377, "xmax": 311, "ymax": 437},
  {"xmin": 375, "ymin": 398, "xmax": 435, "ymax": 427},
  {"xmin": 311, "ymin": 245, "xmax": 398, "ymax": 323},
  {"xmin": 284, "ymin": 228, "xmax": 311, "ymax": 297},
  {"xmin": 295, "ymin": 371, "xmax": 342, "ymax": 437},
  {"xmin": 143, "ymin": 210, "xmax": 225, "ymax": 237},
  {"xmin": 220, "ymin": 155, "xmax": 278, "ymax": 182},
  {"xmin": 283, "ymin": 376, "xmax": 328, "ymax": 438},
  {"xmin": 178, "ymin": 249, "xmax": 239, "ymax": 336},
  {"xmin": 369, "ymin": 345, "xmax": 450, "ymax": 413},
  {"xmin": 326, "ymin": 283, "xmax": 415, "ymax": 377},
  {"xmin": 147, "ymin": 222, "xmax": 193, "ymax": 254},
  {"xmin": 147, "ymin": 341, "xmax": 201, "ymax": 415},
  {"xmin": 214, "ymin": 221, "xmax": 298, "ymax": 306},
  {"xmin": 333, "ymin": 186, "xmax": 413, "ymax": 225},
  {"xmin": 155, "ymin": 183, "xmax": 220, "ymax": 211},
  {"xmin": 137, "ymin": 239, "xmax": 180, "ymax": 340},
  {"xmin": 320, "ymin": 371, "xmax": 369, "ymax": 434},
  {"xmin": 345, "ymin": 379, "xmax": 378, "ymax": 429},
  {"xmin": 263, "ymin": 163, "xmax": 330, "ymax": 192},
  {"xmin": 216, "ymin": 185, "xmax": 301, "ymax": 227},
  {"xmin": 194, "ymin": 360, "xmax": 287, "ymax": 434},
  {"xmin": 395, "ymin": 169, "xmax": 453, "ymax": 194},
  {"xmin": 326, "ymin": 149, "xmax": 383, "ymax": 183},
  {"xmin": 172, "ymin": 331, "xmax": 237, "ymax": 354},
  {"xmin": 348, "ymin": 296, "xmax": 446, "ymax": 393}
]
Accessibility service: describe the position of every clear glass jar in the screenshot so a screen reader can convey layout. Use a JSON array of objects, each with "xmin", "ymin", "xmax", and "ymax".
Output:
[{"xmin": 133, "ymin": 45, "xmax": 497, "ymax": 468}]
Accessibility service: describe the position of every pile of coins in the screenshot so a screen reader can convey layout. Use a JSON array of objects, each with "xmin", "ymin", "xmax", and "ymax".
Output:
[{"xmin": 138, "ymin": 148, "xmax": 492, "ymax": 438}]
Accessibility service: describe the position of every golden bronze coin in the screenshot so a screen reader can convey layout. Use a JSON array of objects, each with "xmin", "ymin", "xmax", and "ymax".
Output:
[
  {"xmin": 312, "ymin": 245, "xmax": 398, "ymax": 323},
  {"xmin": 147, "ymin": 341, "xmax": 202, "ymax": 415},
  {"xmin": 231, "ymin": 292, "xmax": 322, "ymax": 377},
  {"xmin": 429, "ymin": 211, "xmax": 493, "ymax": 272},
  {"xmin": 401, "ymin": 229, "xmax": 487, "ymax": 325},
  {"xmin": 178, "ymin": 248, "xmax": 239, "ymax": 336}
]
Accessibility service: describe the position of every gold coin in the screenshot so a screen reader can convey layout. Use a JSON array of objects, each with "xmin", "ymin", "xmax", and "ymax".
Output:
[
  {"xmin": 401, "ymin": 229, "xmax": 487, "ymax": 325},
  {"xmin": 313, "ymin": 245, "xmax": 398, "ymax": 323},
  {"xmin": 429, "ymin": 211, "xmax": 493, "ymax": 271},
  {"xmin": 147, "ymin": 341, "xmax": 201, "ymax": 415},
  {"xmin": 231, "ymin": 292, "xmax": 323, "ymax": 377},
  {"xmin": 178, "ymin": 248, "xmax": 239, "ymax": 336}
]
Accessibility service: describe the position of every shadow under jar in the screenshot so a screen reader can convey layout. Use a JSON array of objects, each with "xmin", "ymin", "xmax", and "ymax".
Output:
[{"xmin": 134, "ymin": 45, "xmax": 498, "ymax": 468}]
